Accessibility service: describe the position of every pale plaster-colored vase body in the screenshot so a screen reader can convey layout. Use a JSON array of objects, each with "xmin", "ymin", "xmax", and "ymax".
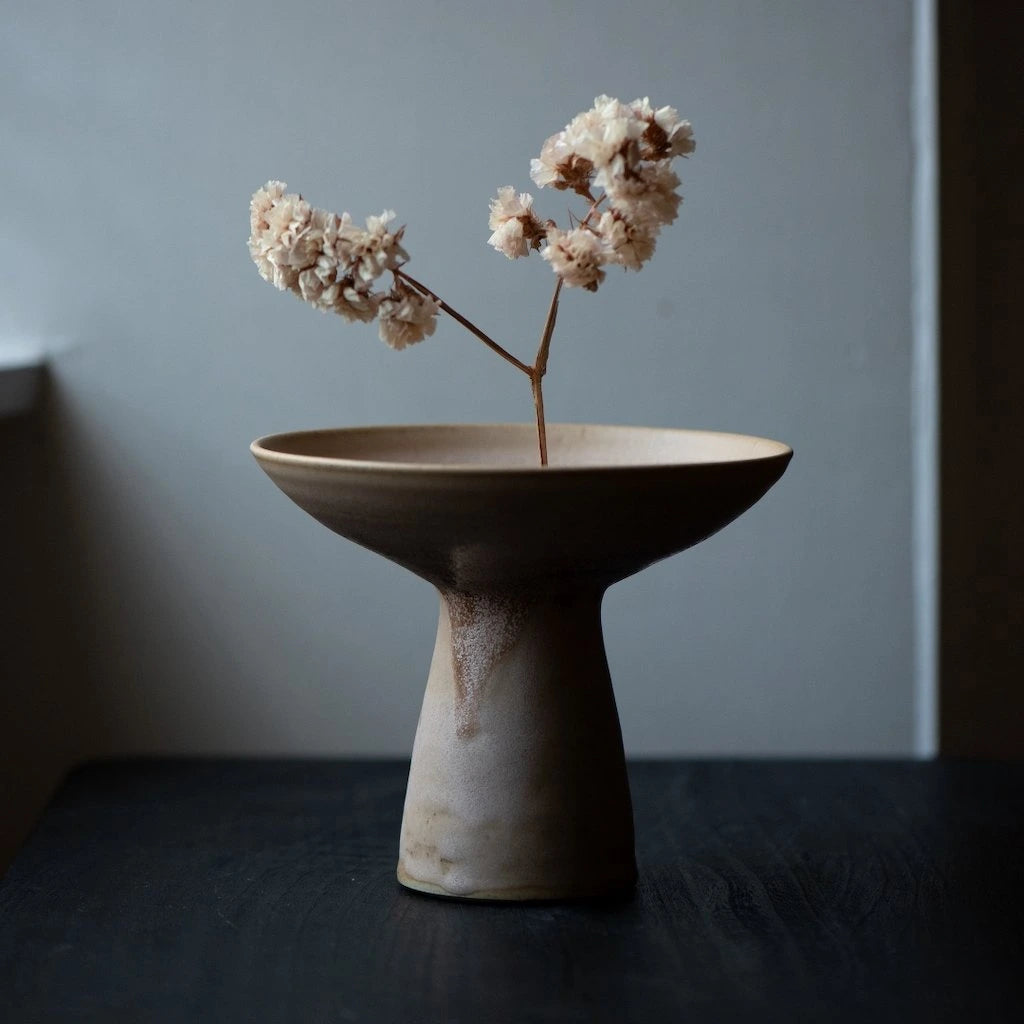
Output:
[
  {"xmin": 252, "ymin": 424, "xmax": 792, "ymax": 900},
  {"xmin": 398, "ymin": 589, "xmax": 635, "ymax": 899}
]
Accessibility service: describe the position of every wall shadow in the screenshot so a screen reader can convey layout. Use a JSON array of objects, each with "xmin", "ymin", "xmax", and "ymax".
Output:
[{"xmin": 0, "ymin": 370, "xmax": 111, "ymax": 870}]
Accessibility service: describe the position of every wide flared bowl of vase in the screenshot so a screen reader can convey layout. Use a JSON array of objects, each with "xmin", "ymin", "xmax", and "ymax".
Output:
[{"xmin": 251, "ymin": 423, "xmax": 792, "ymax": 901}]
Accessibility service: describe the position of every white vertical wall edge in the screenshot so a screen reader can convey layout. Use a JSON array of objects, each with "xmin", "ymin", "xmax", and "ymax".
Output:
[{"xmin": 911, "ymin": 0, "xmax": 939, "ymax": 758}]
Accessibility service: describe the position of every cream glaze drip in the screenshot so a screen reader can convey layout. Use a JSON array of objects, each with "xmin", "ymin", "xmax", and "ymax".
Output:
[{"xmin": 443, "ymin": 591, "xmax": 526, "ymax": 738}]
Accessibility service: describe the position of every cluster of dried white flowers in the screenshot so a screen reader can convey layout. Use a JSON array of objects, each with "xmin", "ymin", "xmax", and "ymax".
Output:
[
  {"xmin": 249, "ymin": 95, "xmax": 693, "ymax": 463},
  {"xmin": 489, "ymin": 95, "xmax": 694, "ymax": 290},
  {"xmin": 249, "ymin": 181, "xmax": 439, "ymax": 350}
]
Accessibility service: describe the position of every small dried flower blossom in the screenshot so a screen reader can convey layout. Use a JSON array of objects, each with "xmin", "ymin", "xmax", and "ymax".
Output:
[
  {"xmin": 596, "ymin": 210, "xmax": 658, "ymax": 271},
  {"xmin": 541, "ymin": 227, "xmax": 610, "ymax": 292},
  {"xmin": 629, "ymin": 97, "xmax": 696, "ymax": 160},
  {"xmin": 530, "ymin": 135, "xmax": 593, "ymax": 195},
  {"xmin": 351, "ymin": 211, "xmax": 408, "ymax": 286},
  {"xmin": 487, "ymin": 186, "xmax": 548, "ymax": 259},
  {"xmin": 599, "ymin": 161, "xmax": 683, "ymax": 231},
  {"xmin": 377, "ymin": 282, "xmax": 441, "ymax": 351}
]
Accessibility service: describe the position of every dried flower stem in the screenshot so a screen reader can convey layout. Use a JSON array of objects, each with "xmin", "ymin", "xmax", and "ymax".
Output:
[
  {"xmin": 400, "ymin": 197, "xmax": 600, "ymax": 467},
  {"xmin": 530, "ymin": 373, "xmax": 548, "ymax": 465},
  {"xmin": 394, "ymin": 196, "xmax": 604, "ymax": 466},
  {"xmin": 397, "ymin": 266, "xmax": 562, "ymax": 465},
  {"xmin": 394, "ymin": 268, "xmax": 532, "ymax": 377},
  {"xmin": 529, "ymin": 277, "xmax": 562, "ymax": 465},
  {"xmin": 522, "ymin": 196, "xmax": 604, "ymax": 463}
]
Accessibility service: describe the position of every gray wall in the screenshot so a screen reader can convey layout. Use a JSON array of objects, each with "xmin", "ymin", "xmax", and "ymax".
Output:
[{"xmin": 2, "ymin": 0, "xmax": 917, "ymax": 854}]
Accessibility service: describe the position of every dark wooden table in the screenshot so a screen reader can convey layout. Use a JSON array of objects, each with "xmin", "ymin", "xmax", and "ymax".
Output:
[{"xmin": 1, "ymin": 759, "xmax": 1022, "ymax": 1023}]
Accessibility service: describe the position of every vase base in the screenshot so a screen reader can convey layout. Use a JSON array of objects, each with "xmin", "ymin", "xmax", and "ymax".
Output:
[{"xmin": 396, "ymin": 865, "xmax": 637, "ymax": 903}]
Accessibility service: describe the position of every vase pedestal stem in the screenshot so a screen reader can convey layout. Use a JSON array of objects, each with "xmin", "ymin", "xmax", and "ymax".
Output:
[{"xmin": 398, "ymin": 588, "xmax": 637, "ymax": 901}]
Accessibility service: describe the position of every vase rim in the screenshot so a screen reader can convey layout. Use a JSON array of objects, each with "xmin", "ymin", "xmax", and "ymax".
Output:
[{"xmin": 251, "ymin": 422, "xmax": 792, "ymax": 476}]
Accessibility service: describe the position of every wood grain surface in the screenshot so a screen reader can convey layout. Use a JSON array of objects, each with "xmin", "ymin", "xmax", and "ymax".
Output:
[{"xmin": 1, "ymin": 759, "xmax": 1022, "ymax": 1023}]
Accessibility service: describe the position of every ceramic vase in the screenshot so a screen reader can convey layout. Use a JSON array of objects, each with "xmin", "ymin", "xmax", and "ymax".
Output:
[{"xmin": 252, "ymin": 423, "xmax": 792, "ymax": 900}]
